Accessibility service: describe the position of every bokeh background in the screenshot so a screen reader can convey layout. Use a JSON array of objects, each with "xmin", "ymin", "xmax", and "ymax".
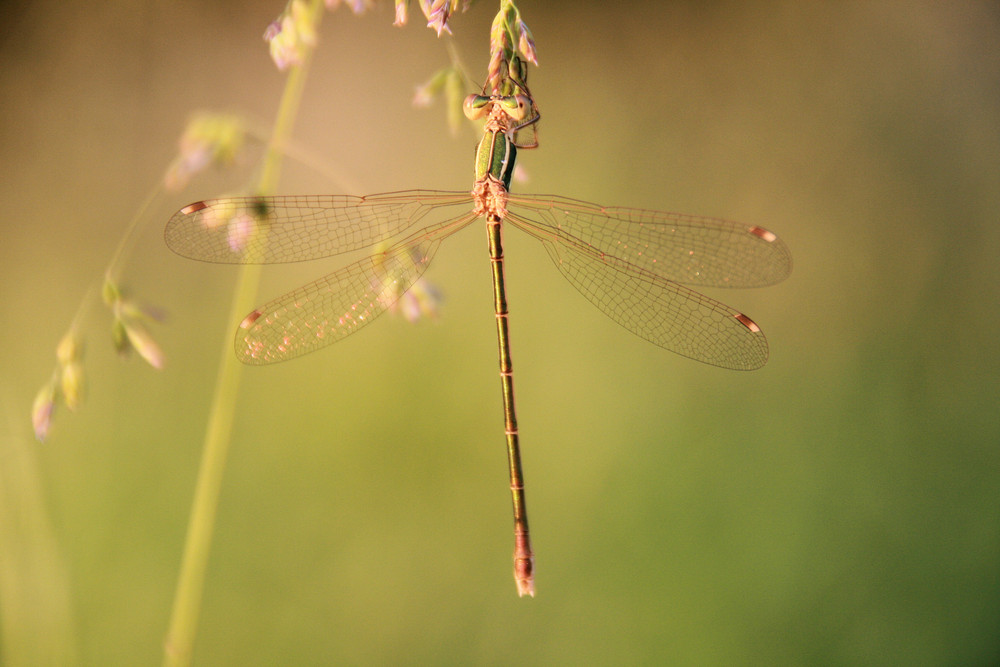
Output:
[{"xmin": 2, "ymin": 1, "xmax": 999, "ymax": 664}]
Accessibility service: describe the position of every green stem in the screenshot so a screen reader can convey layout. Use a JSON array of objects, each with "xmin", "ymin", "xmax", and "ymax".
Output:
[
  {"xmin": 162, "ymin": 3, "xmax": 324, "ymax": 664},
  {"xmin": 104, "ymin": 185, "xmax": 161, "ymax": 285}
]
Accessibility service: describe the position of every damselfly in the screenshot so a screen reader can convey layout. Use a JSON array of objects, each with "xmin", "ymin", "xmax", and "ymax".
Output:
[{"xmin": 165, "ymin": 65, "xmax": 790, "ymax": 596}]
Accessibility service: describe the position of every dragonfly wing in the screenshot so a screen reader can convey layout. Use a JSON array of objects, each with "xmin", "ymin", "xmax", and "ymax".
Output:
[
  {"xmin": 165, "ymin": 190, "xmax": 473, "ymax": 264},
  {"xmin": 506, "ymin": 193, "xmax": 791, "ymax": 288},
  {"xmin": 505, "ymin": 209, "xmax": 770, "ymax": 370},
  {"xmin": 510, "ymin": 100, "xmax": 541, "ymax": 149},
  {"xmin": 237, "ymin": 212, "xmax": 477, "ymax": 365}
]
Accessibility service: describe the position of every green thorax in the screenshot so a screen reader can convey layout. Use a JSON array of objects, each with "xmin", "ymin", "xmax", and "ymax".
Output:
[{"xmin": 474, "ymin": 122, "xmax": 517, "ymax": 191}]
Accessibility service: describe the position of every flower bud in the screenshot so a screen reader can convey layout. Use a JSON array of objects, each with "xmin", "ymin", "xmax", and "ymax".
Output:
[{"xmin": 32, "ymin": 382, "xmax": 56, "ymax": 442}]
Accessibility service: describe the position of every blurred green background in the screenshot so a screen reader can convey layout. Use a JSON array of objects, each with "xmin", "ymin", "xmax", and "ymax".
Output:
[{"xmin": 2, "ymin": 1, "xmax": 999, "ymax": 664}]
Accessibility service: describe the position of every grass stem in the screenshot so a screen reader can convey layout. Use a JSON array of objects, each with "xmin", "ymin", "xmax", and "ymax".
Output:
[{"xmin": 162, "ymin": 3, "xmax": 324, "ymax": 663}]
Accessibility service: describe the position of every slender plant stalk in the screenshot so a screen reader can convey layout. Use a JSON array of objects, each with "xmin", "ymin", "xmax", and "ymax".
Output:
[
  {"xmin": 162, "ymin": 3, "xmax": 323, "ymax": 664},
  {"xmin": 105, "ymin": 185, "xmax": 162, "ymax": 285}
]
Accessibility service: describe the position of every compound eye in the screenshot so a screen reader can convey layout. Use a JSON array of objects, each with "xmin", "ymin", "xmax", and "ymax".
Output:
[
  {"xmin": 511, "ymin": 95, "xmax": 532, "ymax": 121},
  {"xmin": 463, "ymin": 94, "xmax": 492, "ymax": 120},
  {"xmin": 498, "ymin": 95, "xmax": 531, "ymax": 121}
]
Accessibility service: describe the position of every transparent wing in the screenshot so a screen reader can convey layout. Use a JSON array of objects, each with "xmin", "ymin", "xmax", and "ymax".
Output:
[
  {"xmin": 165, "ymin": 190, "xmax": 473, "ymax": 264},
  {"xmin": 504, "ymin": 199, "xmax": 786, "ymax": 369},
  {"xmin": 510, "ymin": 102, "xmax": 540, "ymax": 149},
  {"xmin": 237, "ymin": 212, "xmax": 478, "ymax": 365},
  {"xmin": 506, "ymin": 193, "xmax": 791, "ymax": 288}
]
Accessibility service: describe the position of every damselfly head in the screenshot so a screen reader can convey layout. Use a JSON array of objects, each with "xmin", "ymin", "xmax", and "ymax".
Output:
[{"xmin": 465, "ymin": 93, "xmax": 532, "ymax": 125}]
